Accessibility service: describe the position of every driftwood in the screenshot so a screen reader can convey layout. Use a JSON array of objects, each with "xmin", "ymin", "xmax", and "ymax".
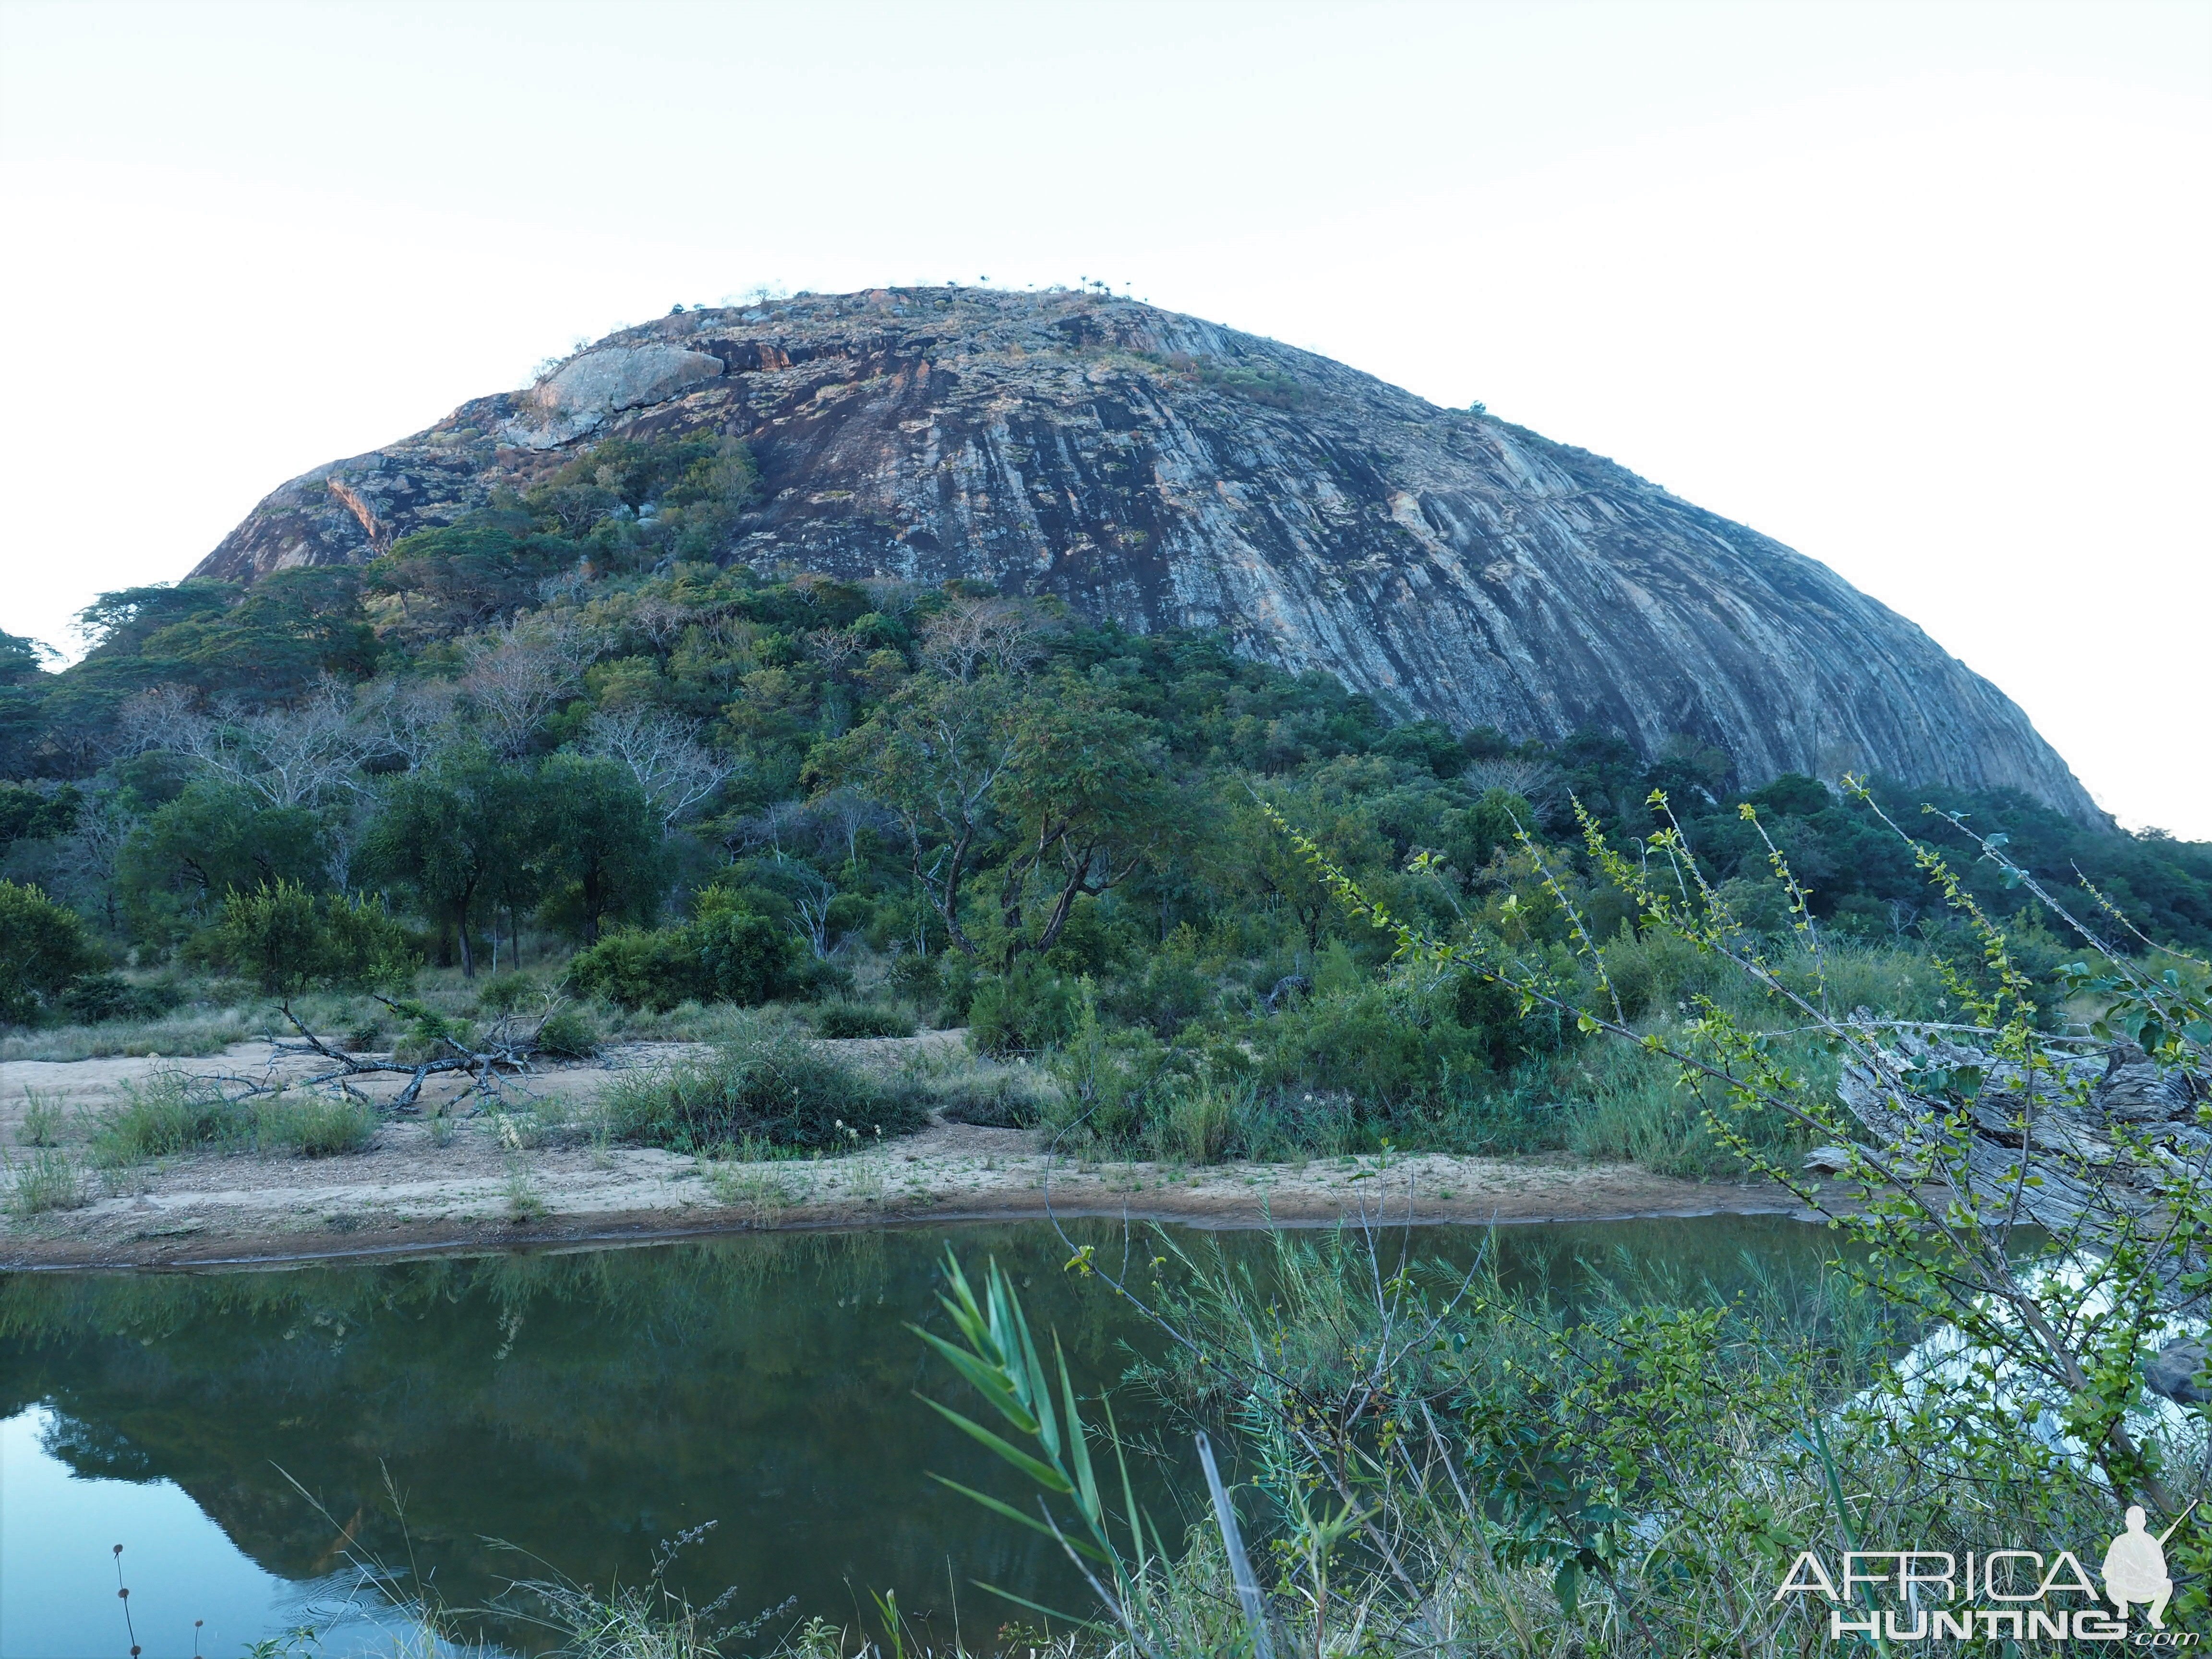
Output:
[{"xmin": 203, "ymin": 997, "xmax": 572, "ymax": 1115}]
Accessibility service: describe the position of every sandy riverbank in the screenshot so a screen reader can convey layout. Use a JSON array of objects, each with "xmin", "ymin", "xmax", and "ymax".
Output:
[{"xmin": 0, "ymin": 1034, "xmax": 1808, "ymax": 1270}]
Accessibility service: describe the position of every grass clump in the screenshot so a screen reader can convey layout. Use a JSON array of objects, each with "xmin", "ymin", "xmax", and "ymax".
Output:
[
  {"xmin": 250, "ymin": 1095, "xmax": 380, "ymax": 1157},
  {"xmin": 4, "ymin": 1149, "xmax": 85, "ymax": 1219},
  {"xmin": 703, "ymin": 1154, "xmax": 808, "ymax": 1223},
  {"xmin": 505, "ymin": 1162, "xmax": 549, "ymax": 1222},
  {"xmin": 16, "ymin": 1088, "xmax": 66, "ymax": 1148},
  {"xmin": 811, "ymin": 1000, "xmax": 916, "ymax": 1040},
  {"xmin": 602, "ymin": 1018, "xmax": 929, "ymax": 1153},
  {"xmin": 89, "ymin": 1072, "xmax": 237, "ymax": 1165},
  {"xmin": 88, "ymin": 1071, "xmax": 381, "ymax": 1164},
  {"xmin": 0, "ymin": 1010, "xmax": 252, "ymax": 1063}
]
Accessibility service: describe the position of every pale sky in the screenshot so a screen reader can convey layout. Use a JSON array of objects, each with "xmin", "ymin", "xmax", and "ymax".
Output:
[{"xmin": 1, "ymin": 0, "xmax": 2206, "ymax": 832}]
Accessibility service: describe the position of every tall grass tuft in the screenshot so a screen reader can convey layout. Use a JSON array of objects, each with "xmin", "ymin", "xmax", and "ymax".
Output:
[
  {"xmin": 3, "ymin": 1148, "xmax": 85, "ymax": 1219},
  {"xmin": 251, "ymin": 1095, "xmax": 380, "ymax": 1157},
  {"xmin": 15, "ymin": 1088, "xmax": 66, "ymax": 1148},
  {"xmin": 88, "ymin": 1072, "xmax": 380, "ymax": 1164},
  {"xmin": 89, "ymin": 1071, "xmax": 237, "ymax": 1165}
]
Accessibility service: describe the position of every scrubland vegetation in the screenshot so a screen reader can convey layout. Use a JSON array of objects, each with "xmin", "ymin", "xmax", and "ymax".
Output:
[
  {"xmin": 4, "ymin": 428, "xmax": 2209, "ymax": 1653},
  {"xmin": 5, "ymin": 430, "xmax": 2207, "ymax": 1182}
]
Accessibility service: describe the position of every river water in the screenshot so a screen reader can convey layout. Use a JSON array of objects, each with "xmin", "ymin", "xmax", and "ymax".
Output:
[{"xmin": 0, "ymin": 1215, "xmax": 1829, "ymax": 1658}]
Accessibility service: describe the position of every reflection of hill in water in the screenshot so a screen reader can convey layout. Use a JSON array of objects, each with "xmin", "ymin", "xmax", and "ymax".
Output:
[
  {"xmin": 0, "ymin": 1226, "xmax": 1168, "ymax": 1644},
  {"xmin": 0, "ymin": 1216, "xmax": 1835, "ymax": 1645}
]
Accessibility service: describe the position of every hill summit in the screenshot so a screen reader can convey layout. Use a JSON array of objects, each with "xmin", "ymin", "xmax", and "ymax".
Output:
[{"xmin": 192, "ymin": 286, "xmax": 2099, "ymax": 820}]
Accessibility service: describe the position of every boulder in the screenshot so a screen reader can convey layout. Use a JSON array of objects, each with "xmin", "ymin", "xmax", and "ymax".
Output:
[
  {"xmin": 2144, "ymin": 1335, "xmax": 2210, "ymax": 1405},
  {"xmin": 502, "ymin": 344, "xmax": 726, "ymax": 448}
]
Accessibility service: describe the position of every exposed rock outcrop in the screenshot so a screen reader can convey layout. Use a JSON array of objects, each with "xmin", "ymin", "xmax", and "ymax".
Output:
[
  {"xmin": 191, "ymin": 286, "xmax": 2103, "ymax": 819},
  {"xmin": 1830, "ymin": 1032, "xmax": 2209, "ymax": 1235}
]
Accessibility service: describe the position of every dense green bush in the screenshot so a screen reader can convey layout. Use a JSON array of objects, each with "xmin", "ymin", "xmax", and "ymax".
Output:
[
  {"xmin": 0, "ymin": 880, "xmax": 102, "ymax": 1024},
  {"xmin": 56, "ymin": 973, "xmax": 179, "ymax": 1025},
  {"xmin": 967, "ymin": 964, "xmax": 1079, "ymax": 1057},
  {"xmin": 564, "ymin": 928, "xmax": 696, "ymax": 1012},
  {"xmin": 601, "ymin": 1021, "xmax": 929, "ymax": 1152},
  {"xmin": 689, "ymin": 890, "xmax": 809, "ymax": 1004},
  {"xmin": 565, "ymin": 890, "xmax": 807, "ymax": 1012},
  {"xmin": 203, "ymin": 881, "xmax": 419, "ymax": 997},
  {"xmin": 1101, "ymin": 932, "xmax": 1217, "ymax": 1036},
  {"xmin": 532, "ymin": 1006, "xmax": 601, "ymax": 1059}
]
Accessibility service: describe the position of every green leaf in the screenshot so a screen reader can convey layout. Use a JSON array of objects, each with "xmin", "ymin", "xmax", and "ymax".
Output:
[
  {"xmin": 909, "ymin": 1326, "xmax": 1040, "ymax": 1436},
  {"xmin": 924, "ymin": 1474, "xmax": 1111, "ymax": 1563},
  {"xmin": 916, "ymin": 1395, "xmax": 1076, "ymax": 1493}
]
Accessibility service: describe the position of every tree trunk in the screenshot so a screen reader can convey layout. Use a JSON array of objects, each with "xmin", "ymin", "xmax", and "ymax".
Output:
[{"xmin": 457, "ymin": 907, "xmax": 476, "ymax": 978}]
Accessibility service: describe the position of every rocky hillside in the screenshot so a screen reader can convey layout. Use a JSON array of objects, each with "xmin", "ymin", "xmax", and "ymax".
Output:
[{"xmin": 192, "ymin": 286, "xmax": 2102, "ymax": 821}]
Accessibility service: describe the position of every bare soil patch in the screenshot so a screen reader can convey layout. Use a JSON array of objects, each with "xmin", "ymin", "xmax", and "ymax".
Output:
[{"xmin": 0, "ymin": 1035, "xmax": 1805, "ymax": 1269}]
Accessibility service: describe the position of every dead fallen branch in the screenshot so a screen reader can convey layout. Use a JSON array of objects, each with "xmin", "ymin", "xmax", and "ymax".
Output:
[{"xmin": 228, "ymin": 997, "xmax": 571, "ymax": 1114}]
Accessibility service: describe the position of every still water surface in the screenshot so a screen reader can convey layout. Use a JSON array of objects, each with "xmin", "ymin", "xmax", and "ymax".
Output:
[{"xmin": 0, "ymin": 1215, "xmax": 1829, "ymax": 1658}]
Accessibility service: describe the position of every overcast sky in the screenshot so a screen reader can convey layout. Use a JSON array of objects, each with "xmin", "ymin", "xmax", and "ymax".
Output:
[{"xmin": 1, "ymin": 0, "xmax": 2205, "ymax": 832}]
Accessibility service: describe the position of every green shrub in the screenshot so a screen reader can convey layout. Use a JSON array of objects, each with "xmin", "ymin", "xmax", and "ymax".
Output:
[
  {"xmin": 690, "ymin": 890, "xmax": 810, "ymax": 1004},
  {"xmin": 204, "ymin": 881, "xmax": 418, "ymax": 997},
  {"xmin": 566, "ymin": 894, "xmax": 807, "ymax": 1013},
  {"xmin": 533, "ymin": 1006, "xmax": 601, "ymax": 1059},
  {"xmin": 601, "ymin": 1020, "xmax": 929, "ymax": 1153},
  {"xmin": 813, "ymin": 1001, "xmax": 916, "ymax": 1040},
  {"xmin": 4, "ymin": 1149, "xmax": 85, "ymax": 1219},
  {"xmin": 1102, "ymin": 939, "xmax": 1217, "ymax": 1037},
  {"xmin": 1256, "ymin": 982, "xmax": 1491, "ymax": 1105},
  {"xmin": 58, "ymin": 974, "xmax": 179, "ymax": 1025},
  {"xmin": 885, "ymin": 950, "xmax": 943, "ymax": 1011},
  {"xmin": 566, "ymin": 928, "xmax": 698, "ymax": 1012},
  {"xmin": 967, "ymin": 965, "xmax": 1078, "ymax": 1057},
  {"xmin": 474, "ymin": 972, "xmax": 542, "ymax": 1015},
  {"xmin": 0, "ymin": 881, "xmax": 102, "ymax": 1024},
  {"xmin": 1042, "ymin": 986, "xmax": 1178, "ymax": 1148}
]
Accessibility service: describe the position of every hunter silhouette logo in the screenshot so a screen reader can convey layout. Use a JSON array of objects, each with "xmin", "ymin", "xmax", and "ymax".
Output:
[
  {"xmin": 2103, "ymin": 1506, "xmax": 2179, "ymax": 1630},
  {"xmin": 1773, "ymin": 1509, "xmax": 2200, "ymax": 1644}
]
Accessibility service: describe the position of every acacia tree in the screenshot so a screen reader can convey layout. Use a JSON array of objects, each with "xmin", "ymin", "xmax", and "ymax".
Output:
[
  {"xmin": 819, "ymin": 674, "xmax": 1021, "ymax": 957},
  {"xmin": 826, "ymin": 674, "xmax": 1177, "ymax": 967},
  {"xmin": 583, "ymin": 704, "xmax": 738, "ymax": 833},
  {"xmin": 539, "ymin": 752, "xmax": 665, "ymax": 944},
  {"xmin": 992, "ymin": 687, "xmax": 1175, "ymax": 968},
  {"xmin": 365, "ymin": 746, "xmax": 541, "ymax": 976}
]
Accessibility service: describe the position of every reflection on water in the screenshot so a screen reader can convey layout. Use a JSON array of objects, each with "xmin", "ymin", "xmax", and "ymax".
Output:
[{"xmin": 0, "ymin": 1215, "xmax": 1832, "ymax": 1657}]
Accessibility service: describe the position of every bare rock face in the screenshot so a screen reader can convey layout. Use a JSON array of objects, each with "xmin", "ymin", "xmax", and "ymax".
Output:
[
  {"xmin": 503, "ymin": 343, "xmax": 726, "ymax": 449},
  {"xmin": 191, "ymin": 286, "xmax": 2102, "ymax": 819}
]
